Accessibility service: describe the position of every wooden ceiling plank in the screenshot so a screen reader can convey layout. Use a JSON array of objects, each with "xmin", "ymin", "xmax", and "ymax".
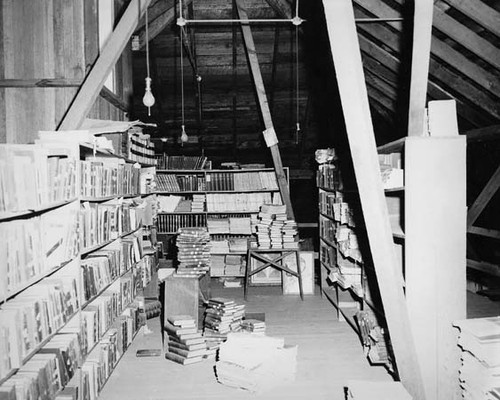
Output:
[
  {"xmin": 354, "ymin": 0, "xmax": 500, "ymax": 100},
  {"xmin": 467, "ymin": 163, "xmax": 500, "ymax": 229},
  {"xmin": 59, "ymin": 0, "xmax": 152, "ymax": 130},
  {"xmin": 432, "ymin": 6, "xmax": 500, "ymax": 71},
  {"xmin": 322, "ymin": 1, "xmax": 426, "ymax": 398},
  {"xmin": 354, "ymin": 6, "xmax": 499, "ymax": 124},
  {"xmin": 235, "ymin": 0, "xmax": 295, "ymax": 220},
  {"xmin": 441, "ymin": 0, "xmax": 500, "ymax": 38},
  {"xmin": 466, "ymin": 125, "xmax": 500, "ymax": 142},
  {"xmin": 136, "ymin": 0, "xmax": 171, "ymax": 31},
  {"xmin": 468, "ymin": 226, "xmax": 500, "ymax": 240},
  {"xmin": 467, "ymin": 259, "xmax": 500, "ymax": 278},
  {"xmin": 264, "ymin": 0, "xmax": 293, "ymax": 19},
  {"xmin": 138, "ymin": 0, "xmax": 194, "ymax": 50},
  {"xmin": 407, "ymin": 0, "xmax": 433, "ymax": 137}
]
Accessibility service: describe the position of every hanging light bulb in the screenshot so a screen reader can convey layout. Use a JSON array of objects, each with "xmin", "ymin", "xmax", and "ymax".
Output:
[
  {"xmin": 180, "ymin": 125, "xmax": 189, "ymax": 145},
  {"xmin": 143, "ymin": 77, "xmax": 155, "ymax": 111}
]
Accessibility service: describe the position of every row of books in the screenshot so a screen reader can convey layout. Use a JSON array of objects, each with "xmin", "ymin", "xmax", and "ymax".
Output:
[
  {"xmin": 0, "ymin": 144, "xmax": 78, "ymax": 215},
  {"xmin": 316, "ymin": 163, "xmax": 343, "ymax": 191},
  {"xmin": 0, "ymin": 202, "xmax": 80, "ymax": 301},
  {"xmin": 155, "ymin": 171, "xmax": 280, "ymax": 193},
  {"xmin": 79, "ymin": 159, "xmax": 140, "ymax": 199},
  {"xmin": 206, "ymin": 217, "xmax": 252, "ymax": 235},
  {"xmin": 319, "ymin": 190, "xmax": 358, "ymax": 227},
  {"xmin": 210, "ymin": 237, "xmax": 249, "ymax": 255},
  {"xmin": 206, "ymin": 192, "xmax": 276, "ymax": 213},
  {"xmin": 210, "ymin": 255, "xmax": 246, "ymax": 276},
  {"xmin": 356, "ymin": 311, "xmax": 393, "ymax": 369},
  {"xmin": 157, "ymin": 213, "xmax": 206, "ymax": 233},
  {"xmin": 80, "ymin": 200, "xmax": 141, "ymax": 251},
  {"xmin": 319, "ymin": 215, "xmax": 362, "ymax": 263},
  {"xmin": 0, "ymin": 259, "xmax": 81, "ymax": 381},
  {"xmin": 155, "ymin": 155, "xmax": 209, "ymax": 170}
]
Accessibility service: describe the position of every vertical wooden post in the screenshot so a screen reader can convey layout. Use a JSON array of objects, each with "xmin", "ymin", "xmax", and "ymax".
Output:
[
  {"xmin": 235, "ymin": 0, "xmax": 294, "ymax": 220},
  {"xmin": 322, "ymin": 1, "xmax": 426, "ymax": 399},
  {"xmin": 407, "ymin": 0, "xmax": 433, "ymax": 136}
]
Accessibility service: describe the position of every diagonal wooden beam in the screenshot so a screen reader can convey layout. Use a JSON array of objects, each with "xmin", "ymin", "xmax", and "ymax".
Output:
[
  {"xmin": 235, "ymin": 0, "xmax": 294, "ymax": 220},
  {"xmin": 467, "ymin": 163, "xmax": 500, "ymax": 229},
  {"xmin": 466, "ymin": 125, "xmax": 500, "ymax": 143},
  {"xmin": 137, "ymin": 0, "xmax": 194, "ymax": 49},
  {"xmin": 59, "ymin": 0, "xmax": 152, "ymax": 130},
  {"xmin": 468, "ymin": 226, "xmax": 500, "ymax": 240},
  {"xmin": 322, "ymin": 1, "xmax": 425, "ymax": 398},
  {"xmin": 407, "ymin": 0, "xmax": 433, "ymax": 136},
  {"xmin": 264, "ymin": 0, "xmax": 294, "ymax": 18}
]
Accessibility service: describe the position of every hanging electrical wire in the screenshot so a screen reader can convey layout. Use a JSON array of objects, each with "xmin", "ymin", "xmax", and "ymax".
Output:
[
  {"xmin": 179, "ymin": 1, "xmax": 188, "ymax": 145},
  {"xmin": 143, "ymin": 6, "xmax": 155, "ymax": 116},
  {"xmin": 294, "ymin": 0, "xmax": 301, "ymax": 145}
]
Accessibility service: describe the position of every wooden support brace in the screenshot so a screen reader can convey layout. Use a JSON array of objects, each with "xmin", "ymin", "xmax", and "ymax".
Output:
[
  {"xmin": 322, "ymin": 1, "xmax": 426, "ymax": 399},
  {"xmin": 235, "ymin": 0, "xmax": 294, "ymax": 220},
  {"xmin": 59, "ymin": 0, "xmax": 153, "ymax": 130},
  {"xmin": 467, "ymin": 163, "xmax": 500, "ymax": 229}
]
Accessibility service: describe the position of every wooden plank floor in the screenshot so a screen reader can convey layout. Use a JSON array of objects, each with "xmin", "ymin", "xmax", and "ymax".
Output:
[
  {"xmin": 99, "ymin": 283, "xmax": 393, "ymax": 400},
  {"xmin": 99, "ymin": 283, "xmax": 499, "ymax": 400}
]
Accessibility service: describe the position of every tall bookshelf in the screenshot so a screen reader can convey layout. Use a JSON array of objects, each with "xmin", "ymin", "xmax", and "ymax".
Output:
[
  {"xmin": 156, "ymin": 168, "xmax": 288, "ymax": 278},
  {"xmin": 0, "ymin": 140, "xmax": 159, "ymax": 400},
  {"xmin": 318, "ymin": 135, "xmax": 466, "ymax": 389}
]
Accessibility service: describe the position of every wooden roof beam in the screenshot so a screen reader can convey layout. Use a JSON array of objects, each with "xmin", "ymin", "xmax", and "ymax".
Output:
[
  {"xmin": 264, "ymin": 0, "xmax": 294, "ymax": 19},
  {"xmin": 235, "ymin": 0, "xmax": 295, "ymax": 220},
  {"xmin": 467, "ymin": 163, "xmax": 500, "ymax": 229},
  {"xmin": 59, "ymin": 0, "xmax": 152, "ymax": 130},
  {"xmin": 354, "ymin": 0, "xmax": 500, "ymax": 99},
  {"xmin": 466, "ymin": 125, "xmax": 500, "ymax": 142},
  {"xmin": 322, "ymin": 1, "xmax": 425, "ymax": 398}
]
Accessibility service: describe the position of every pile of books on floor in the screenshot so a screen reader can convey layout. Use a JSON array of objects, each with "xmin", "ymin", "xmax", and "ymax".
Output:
[
  {"xmin": 216, "ymin": 332, "xmax": 297, "ymax": 393},
  {"xmin": 175, "ymin": 227, "xmax": 211, "ymax": 276},
  {"xmin": 453, "ymin": 316, "xmax": 500, "ymax": 400},
  {"xmin": 241, "ymin": 319, "xmax": 266, "ymax": 334},
  {"xmin": 191, "ymin": 194, "xmax": 206, "ymax": 212},
  {"xmin": 254, "ymin": 204, "xmax": 299, "ymax": 249},
  {"xmin": 346, "ymin": 380, "xmax": 412, "ymax": 400},
  {"xmin": 203, "ymin": 298, "xmax": 246, "ymax": 348},
  {"xmin": 164, "ymin": 315, "xmax": 211, "ymax": 365}
]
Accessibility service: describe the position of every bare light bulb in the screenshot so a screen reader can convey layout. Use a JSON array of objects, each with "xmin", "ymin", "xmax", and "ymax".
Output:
[
  {"xmin": 180, "ymin": 125, "xmax": 189, "ymax": 145},
  {"xmin": 143, "ymin": 77, "xmax": 155, "ymax": 115}
]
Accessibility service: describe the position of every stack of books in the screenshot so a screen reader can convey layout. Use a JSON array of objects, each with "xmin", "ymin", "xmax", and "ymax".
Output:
[
  {"xmin": 174, "ymin": 199, "xmax": 192, "ymax": 212},
  {"xmin": 175, "ymin": 228, "xmax": 211, "ymax": 276},
  {"xmin": 207, "ymin": 218, "xmax": 230, "ymax": 234},
  {"xmin": 225, "ymin": 255, "xmax": 244, "ymax": 276},
  {"xmin": 241, "ymin": 319, "xmax": 266, "ymax": 334},
  {"xmin": 191, "ymin": 194, "xmax": 205, "ymax": 212},
  {"xmin": 164, "ymin": 315, "xmax": 207, "ymax": 365},
  {"xmin": 228, "ymin": 237, "xmax": 248, "ymax": 253},
  {"xmin": 347, "ymin": 380, "xmax": 412, "ymax": 400},
  {"xmin": 254, "ymin": 204, "xmax": 298, "ymax": 249},
  {"xmin": 204, "ymin": 298, "xmax": 246, "ymax": 339},
  {"xmin": 216, "ymin": 332, "xmax": 297, "ymax": 393},
  {"xmin": 453, "ymin": 317, "xmax": 500, "ymax": 400},
  {"xmin": 210, "ymin": 238, "xmax": 230, "ymax": 254},
  {"xmin": 229, "ymin": 217, "xmax": 252, "ymax": 234},
  {"xmin": 210, "ymin": 255, "xmax": 226, "ymax": 276}
]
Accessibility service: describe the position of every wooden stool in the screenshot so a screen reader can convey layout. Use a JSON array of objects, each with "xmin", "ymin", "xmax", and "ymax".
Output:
[{"xmin": 245, "ymin": 247, "xmax": 303, "ymax": 300}]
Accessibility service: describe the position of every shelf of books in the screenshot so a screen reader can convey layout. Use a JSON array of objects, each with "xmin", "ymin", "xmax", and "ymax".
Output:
[
  {"xmin": 316, "ymin": 155, "xmax": 393, "ymax": 369},
  {"xmin": 0, "ymin": 132, "xmax": 159, "ymax": 399},
  {"xmin": 156, "ymin": 168, "xmax": 288, "ymax": 278}
]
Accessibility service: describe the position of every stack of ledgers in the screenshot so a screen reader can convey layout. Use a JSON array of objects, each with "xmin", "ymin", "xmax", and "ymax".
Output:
[
  {"xmin": 216, "ymin": 332, "xmax": 297, "ymax": 393},
  {"xmin": 229, "ymin": 217, "xmax": 252, "ymax": 235},
  {"xmin": 224, "ymin": 255, "xmax": 245, "ymax": 276},
  {"xmin": 210, "ymin": 255, "xmax": 226, "ymax": 276},
  {"xmin": 191, "ymin": 194, "xmax": 205, "ymax": 212},
  {"xmin": 207, "ymin": 218, "xmax": 230, "ymax": 234},
  {"xmin": 203, "ymin": 298, "xmax": 246, "ymax": 349},
  {"xmin": 175, "ymin": 228, "xmax": 211, "ymax": 276},
  {"xmin": 164, "ymin": 315, "xmax": 210, "ymax": 365},
  {"xmin": 228, "ymin": 237, "xmax": 248, "ymax": 253},
  {"xmin": 241, "ymin": 319, "xmax": 266, "ymax": 335},
  {"xmin": 453, "ymin": 317, "xmax": 500, "ymax": 400},
  {"xmin": 254, "ymin": 204, "xmax": 298, "ymax": 249}
]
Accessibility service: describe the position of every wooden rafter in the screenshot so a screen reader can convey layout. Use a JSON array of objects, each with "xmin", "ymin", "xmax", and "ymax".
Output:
[
  {"xmin": 354, "ymin": 0, "xmax": 500, "ymax": 100},
  {"xmin": 466, "ymin": 125, "xmax": 500, "ymax": 143},
  {"xmin": 467, "ymin": 163, "xmax": 500, "ymax": 229},
  {"xmin": 322, "ymin": 1, "xmax": 425, "ymax": 398},
  {"xmin": 468, "ymin": 226, "xmax": 500, "ymax": 240},
  {"xmin": 59, "ymin": 0, "xmax": 152, "ymax": 130},
  {"xmin": 467, "ymin": 259, "xmax": 500, "ymax": 278},
  {"xmin": 441, "ymin": 0, "xmax": 500, "ymax": 39},
  {"xmin": 137, "ymin": 0, "xmax": 194, "ymax": 50},
  {"xmin": 407, "ymin": 0, "xmax": 433, "ymax": 137},
  {"xmin": 136, "ymin": 0, "xmax": 170, "ymax": 31},
  {"xmin": 264, "ymin": 0, "xmax": 294, "ymax": 19},
  {"xmin": 235, "ymin": 0, "xmax": 295, "ymax": 220}
]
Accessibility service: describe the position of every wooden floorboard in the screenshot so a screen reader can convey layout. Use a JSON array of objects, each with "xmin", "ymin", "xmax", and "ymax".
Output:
[{"xmin": 99, "ymin": 282, "xmax": 499, "ymax": 400}]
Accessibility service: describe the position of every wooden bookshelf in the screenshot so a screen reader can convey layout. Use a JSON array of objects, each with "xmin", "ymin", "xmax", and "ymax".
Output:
[
  {"xmin": 0, "ymin": 141, "xmax": 159, "ymax": 398},
  {"xmin": 156, "ymin": 167, "xmax": 289, "ymax": 278}
]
